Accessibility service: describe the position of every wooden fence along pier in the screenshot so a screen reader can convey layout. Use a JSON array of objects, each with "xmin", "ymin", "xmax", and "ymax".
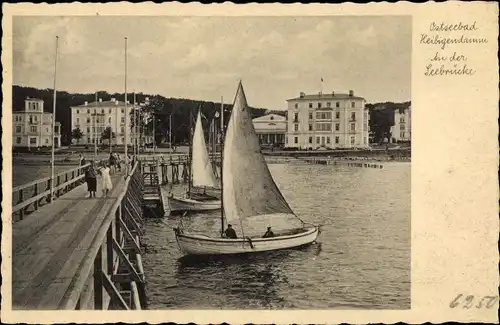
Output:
[{"xmin": 12, "ymin": 162, "xmax": 147, "ymax": 310}]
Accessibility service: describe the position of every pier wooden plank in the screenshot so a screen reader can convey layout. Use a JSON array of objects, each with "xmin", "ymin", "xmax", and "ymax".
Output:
[{"xmin": 12, "ymin": 171, "xmax": 128, "ymax": 310}]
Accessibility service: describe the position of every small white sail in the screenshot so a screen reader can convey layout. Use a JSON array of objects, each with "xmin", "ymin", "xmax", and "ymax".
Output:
[
  {"xmin": 223, "ymin": 82, "xmax": 297, "ymax": 230},
  {"xmin": 191, "ymin": 110, "xmax": 218, "ymax": 188}
]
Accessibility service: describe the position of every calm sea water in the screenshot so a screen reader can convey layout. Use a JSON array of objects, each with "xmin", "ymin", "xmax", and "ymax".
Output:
[
  {"xmin": 142, "ymin": 162, "xmax": 411, "ymax": 309},
  {"xmin": 12, "ymin": 165, "xmax": 75, "ymax": 187}
]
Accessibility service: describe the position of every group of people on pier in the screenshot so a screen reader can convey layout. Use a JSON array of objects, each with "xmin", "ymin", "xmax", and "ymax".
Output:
[{"xmin": 81, "ymin": 152, "xmax": 132, "ymax": 199}]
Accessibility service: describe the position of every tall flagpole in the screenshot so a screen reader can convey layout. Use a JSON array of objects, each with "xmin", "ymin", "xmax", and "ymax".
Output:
[
  {"xmin": 94, "ymin": 92, "xmax": 98, "ymax": 160},
  {"xmin": 50, "ymin": 36, "xmax": 59, "ymax": 203},
  {"xmin": 220, "ymin": 95, "xmax": 224, "ymax": 236},
  {"xmin": 133, "ymin": 92, "xmax": 136, "ymax": 159},
  {"xmin": 124, "ymin": 37, "xmax": 129, "ymax": 176}
]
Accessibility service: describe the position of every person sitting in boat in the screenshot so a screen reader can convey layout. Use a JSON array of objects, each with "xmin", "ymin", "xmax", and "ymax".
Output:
[
  {"xmin": 262, "ymin": 226, "xmax": 275, "ymax": 238},
  {"xmin": 224, "ymin": 224, "xmax": 237, "ymax": 239}
]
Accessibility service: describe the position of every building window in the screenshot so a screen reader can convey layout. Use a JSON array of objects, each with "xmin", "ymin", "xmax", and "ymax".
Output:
[
  {"xmin": 109, "ymin": 108, "xmax": 112, "ymax": 114},
  {"xmin": 351, "ymin": 112, "xmax": 356, "ymax": 120},
  {"xmin": 335, "ymin": 112, "xmax": 340, "ymax": 119},
  {"xmin": 87, "ymin": 118, "xmax": 91, "ymax": 123},
  {"xmin": 92, "ymin": 127, "xmax": 96, "ymax": 132},
  {"xmin": 335, "ymin": 123, "xmax": 340, "ymax": 131},
  {"xmin": 109, "ymin": 117, "xmax": 112, "ymax": 123},
  {"xmin": 16, "ymin": 125, "xmax": 21, "ymax": 133},
  {"xmin": 101, "ymin": 109, "xmax": 105, "ymax": 114},
  {"xmin": 16, "ymin": 137, "xmax": 21, "ymax": 144},
  {"xmin": 121, "ymin": 127, "xmax": 125, "ymax": 133},
  {"xmin": 308, "ymin": 136, "xmax": 312, "ymax": 144},
  {"xmin": 351, "ymin": 101, "xmax": 355, "ymax": 108},
  {"xmin": 294, "ymin": 137, "xmax": 298, "ymax": 144},
  {"xmin": 76, "ymin": 109, "xmax": 80, "ymax": 114},
  {"xmin": 45, "ymin": 139, "xmax": 49, "ymax": 144},
  {"xmin": 121, "ymin": 108, "xmax": 124, "ymax": 114},
  {"xmin": 401, "ymin": 131, "xmax": 405, "ymax": 138},
  {"xmin": 318, "ymin": 103, "xmax": 322, "ymax": 109},
  {"xmin": 308, "ymin": 112, "xmax": 313, "ymax": 119},
  {"xmin": 336, "ymin": 102, "xmax": 340, "ymax": 108},
  {"xmin": 401, "ymin": 124, "xmax": 405, "ymax": 130},
  {"xmin": 335, "ymin": 136, "xmax": 339, "ymax": 144},
  {"xmin": 87, "ymin": 138, "xmax": 91, "ymax": 143},
  {"xmin": 30, "ymin": 138, "xmax": 37, "ymax": 145},
  {"xmin": 77, "ymin": 117, "xmax": 80, "ymax": 124},
  {"xmin": 96, "ymin": 118, "xmax": 100, "ymax": 123},
  {"xmin": 316, "ymin": 137, "xmax": 320, "ymax": 144},
  {"xmin": 294, "ymin": 103, "xmax": 298, "ymax": 109},
  {"xmin": 30, "ymin": 126, "xmax": 37, "ymax": 133},
  {"xmin": 308, "ymin": 124, "xmax": 313, "ymax": 131},
  {"xmin": 308, "ymin": 103, "xmax": 313, "ymax": 108},
  {"xmin": 350, "ymin": 136, "xmax": 355, "ymax": 145},
  {"xmin": 400, "ymin": 116, "xmax": 405, "ymax": 123},
  {"xmin": 327, "ymin": 102, "xmax": 331, "ymax": 108},
  {"xmin": 87, "ymin": 109, "xmax": 90, "ymax": 114},
  {"xmin": 350, "ymin": 123, "xmax": 356, "ymax": 131},
  {"xmin": 293, "ymin": 113, "xmax": 298, "ymax": 122},
  {"xmin": 326, "ymin": 137, "xmax": 331, "ymax": 144},
  {"xmin": 294, "ymin": 124, "xmax": 298, "ymax": 132},
  {"xmin": 364, "ymin": 137, "xmax": 367, "ymax": 144}
]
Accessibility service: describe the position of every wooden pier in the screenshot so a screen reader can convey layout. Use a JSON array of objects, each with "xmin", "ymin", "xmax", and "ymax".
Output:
[
  {"xmin": 12, "ymin": 162, "xmax": 147, "ymax": 310},
  {"xmin": 300, "ymin": 158, "xmax": 384, "ymax": 169}
]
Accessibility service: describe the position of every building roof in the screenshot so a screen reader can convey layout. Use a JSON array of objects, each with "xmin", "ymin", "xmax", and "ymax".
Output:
[
  {"xmin": 72, "ymin": 100, "xmax": 136, "ymax": 108},
  {"xmin": 287, "ymin": 93, "xmax": 365, "ymax": 101},
  {"xmin": 252, "ymin": 113, "xmax": 286, "ymax": 123}
]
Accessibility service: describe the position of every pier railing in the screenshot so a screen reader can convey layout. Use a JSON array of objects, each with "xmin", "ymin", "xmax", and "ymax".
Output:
[
  {"xmin": 12, "ymin": 161, "xmax": 102, "ymax": 221},
  {"xmin": 59, "ymin": 161, "xmax": 146, "ymax": 310}
]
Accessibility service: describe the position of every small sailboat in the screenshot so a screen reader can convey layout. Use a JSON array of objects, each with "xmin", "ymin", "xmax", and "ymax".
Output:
[
  {"xmin": 168, "ymin": 108, "xmax": 221, "ymax": 213},
  {"xmin": 173, "ymin": 82, "xmax": 320, "ymax": 255}
]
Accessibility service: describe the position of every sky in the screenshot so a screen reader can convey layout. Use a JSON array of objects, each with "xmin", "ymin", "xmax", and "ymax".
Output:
[{"xmin": 13, "ymin": 16, "xmax": 411, "ymax": 110}]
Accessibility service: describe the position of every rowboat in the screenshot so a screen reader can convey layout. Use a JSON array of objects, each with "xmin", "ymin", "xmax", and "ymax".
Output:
[{"xmin": 174, "ymin": 81, "xmax": 320, "ymax": 255}]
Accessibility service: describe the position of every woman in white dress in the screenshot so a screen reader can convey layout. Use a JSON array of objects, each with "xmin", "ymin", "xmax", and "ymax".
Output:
[{"xmin": 100, "ymin": 163, "xmax": 113, "ymax": 196}]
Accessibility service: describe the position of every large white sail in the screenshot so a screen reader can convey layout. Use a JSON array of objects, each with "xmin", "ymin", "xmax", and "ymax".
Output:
[
  {"xmin": 222, "ymin": 82, "xmax": 295, "ymax": 226},
  {"xmin": 191, "ymin": 111, "xmax": 218, "ymax": 188}
]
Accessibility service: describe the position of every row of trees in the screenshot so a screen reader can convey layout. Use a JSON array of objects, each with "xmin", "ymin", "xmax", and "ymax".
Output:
[{"xmin": 71, "ymin": 126, "xmax": 115, "ymax": 145}]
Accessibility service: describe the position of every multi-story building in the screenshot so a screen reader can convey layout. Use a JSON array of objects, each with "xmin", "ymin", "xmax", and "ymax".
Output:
[
  {"xmin": 285, "ymin": 90, "xmax": 370, "ymax": 149},
  {"xmin": 390, "ymin": 105, "xmax": 411, "ymax": 142},
  {"xmin": 70, "ymin": 98, "xmax": 143, "ymax": 145},
  {"xmin": 13, "ymin": 98, "xmax": 61, "ymax": 148},
  {"xmin": 252, "ymin": 113, "xmax": 286, "ymax": 147}
]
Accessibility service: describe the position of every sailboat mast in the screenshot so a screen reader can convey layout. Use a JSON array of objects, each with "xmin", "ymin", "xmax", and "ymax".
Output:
[
  {"xmin": 188, "ymin": 107, "xmax": 194, "ymax": 197},
  {"xmin": 220, "ymin": 96, "xmax": 224, "ymax": 236},
  {"xmin": 50, "ymin": 36, "xmax": 59, "ymax": 203},
  {"xmin": 124, "ymin": 37, "xmax": 129, "ymax": 176}
]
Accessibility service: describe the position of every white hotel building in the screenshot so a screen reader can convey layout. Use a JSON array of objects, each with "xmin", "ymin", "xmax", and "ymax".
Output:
[
  {"xmin": 285, "ymin": 90, "xmax": 370, "ymax": 149},
  {"xmin": 70, "ymin": 98, "xmax": 147, "ymax": 146},
  {"xmin": 13, "ymin": 98, "xmax": 61, "ymax": 148},
  {"xmin": 390, "ymin": 105, "xmax": 411, "ymax": 142}
]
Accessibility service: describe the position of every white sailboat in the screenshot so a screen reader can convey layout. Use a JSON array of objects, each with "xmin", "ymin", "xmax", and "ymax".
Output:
[
  {"xmin": 168, "ymin": 109, "xmax": 221, "ymax": 213},
  {"xmin": 173, "ymin": 81, "xmax": 320, "ymax": 255}
]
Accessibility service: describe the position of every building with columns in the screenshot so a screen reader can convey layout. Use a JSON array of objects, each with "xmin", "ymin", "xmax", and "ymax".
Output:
[
  {"xmin": 252, "ymin": 113, "xmax": 286, "ymax": 147},
  {"xmin": 13, "ymin": 98, "xmax": 61, "ymax": 148},
  {"xmin": 390, "ymin": 105, "xmax": 411, "ymax": 142},
  {"xmin": 70, "ymin": 98, "xmax": 143, "ymax": 146},
  {"xmin": 285, "ymin": 90, "xmax": 370, "ymax": 149}
]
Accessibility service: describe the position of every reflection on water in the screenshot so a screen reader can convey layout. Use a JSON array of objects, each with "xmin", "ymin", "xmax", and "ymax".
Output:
[{"xmin": 143, "ymin": 162, "xmax": 410, "ymax": 309}]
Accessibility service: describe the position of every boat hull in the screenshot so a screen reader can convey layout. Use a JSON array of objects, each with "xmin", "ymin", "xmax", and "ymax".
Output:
[
  {"xmin": 168, "ymin": 196, "xmax": 221, "ymax": 213},
  {"xmin": 191, "ymin": 186, "xmax": 221, "ymax": 199},
  {"xmin": 174, "ymin": 226, "xmax": 319, "ymax": 255}
]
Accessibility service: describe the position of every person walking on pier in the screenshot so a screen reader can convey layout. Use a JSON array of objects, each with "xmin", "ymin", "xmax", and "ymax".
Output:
[
  {"xmin": 109, "ymin": 153, "xmax": 116, "ymax": 174},
  {"xmin": 100, "ymin": 163, "xmax": 113, "ymax": 196},
  {"xmin": 79, "ymin": 154, "xmax": 86, "ymax": 166},
  {"xmin": 85, "ymin": 161, "xmax": 98, "ymax": 198}
]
